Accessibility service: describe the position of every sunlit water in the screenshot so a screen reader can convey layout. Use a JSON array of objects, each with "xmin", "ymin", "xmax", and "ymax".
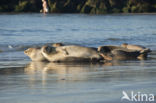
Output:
[{"xmin": 0, "ymin": 14, "xmax": 156, "ymax": 103}]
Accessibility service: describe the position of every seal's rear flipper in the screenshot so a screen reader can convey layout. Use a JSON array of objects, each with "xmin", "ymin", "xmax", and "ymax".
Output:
[{"xmin": 140, "ymin": 48, "xmax": 151, "ymax": 54}]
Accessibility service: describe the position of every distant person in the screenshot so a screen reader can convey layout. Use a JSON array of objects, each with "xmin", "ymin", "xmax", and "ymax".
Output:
[{"xmin": 42, "ymin": 0, "xmax": 49, "ymax": 14}]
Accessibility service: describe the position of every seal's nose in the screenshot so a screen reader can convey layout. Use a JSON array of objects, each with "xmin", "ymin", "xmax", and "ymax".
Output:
[
  {"xmin": 24, "ymin": 50, "xmax": 28, "ymax": 54},
  {"xmin": 24, "ymin": 48, "xmax": 32, "ymax": 55}
]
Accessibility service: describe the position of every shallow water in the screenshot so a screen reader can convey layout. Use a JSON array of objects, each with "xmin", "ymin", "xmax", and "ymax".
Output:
[{"xmin": 0, "ymin": 14, "xmax": 156, "ymax": 103}]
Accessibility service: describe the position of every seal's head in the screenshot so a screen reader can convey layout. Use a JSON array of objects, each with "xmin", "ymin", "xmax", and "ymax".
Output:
[
  {"xmin": 52, "ymin": 43, "xmax": 64, "ymax": 47},
  {"xmin": 121, "ymin": 43, "xmax": 128, "ymax": 48},
  {"xmin": 24, "ymin": 48, "xmax": 34, "ymax": 57},
  {"xmin": 24, "ymin": 47, "xmax": 47, "ymax": 61}
]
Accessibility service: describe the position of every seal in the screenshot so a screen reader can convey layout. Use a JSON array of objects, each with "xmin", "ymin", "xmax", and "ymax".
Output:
[
  {"xmin": 24, "ymin": 47, "xmax": 48, "ymax": 61},
  {"xmin": 98, "ymin": 45, "xmax": 148, "ymax": 60},
  {"xmin": 41, "ymin": 45, "xmax": 103, "ymax": 62}
]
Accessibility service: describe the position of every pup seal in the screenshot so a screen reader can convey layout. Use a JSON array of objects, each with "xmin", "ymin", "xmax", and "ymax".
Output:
[
  {"xmin": 24, "ymin": 47, "xmax": 48, "ymax": 61},
  {"xmin": 41, "ymin": 45, "xmax": 102, "ymax": 62}
]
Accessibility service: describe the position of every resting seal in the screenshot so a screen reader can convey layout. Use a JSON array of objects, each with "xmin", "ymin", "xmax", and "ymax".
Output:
[
  {"xmin": 98, "ymin": 45, "xmax": 148, "ymax": 60},
  {"xmin": 24, "ymin": 47, "xmax": 47, "ymax": 61},
  {"xmin": 41, "ymin": 45, "xmax": 102, "ymax": 62}
]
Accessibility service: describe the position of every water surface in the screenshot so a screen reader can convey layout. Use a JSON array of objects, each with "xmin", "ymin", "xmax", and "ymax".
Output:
[{"xmin": 0, "ymin": 14, "xmax": 156, "ymax": 103}]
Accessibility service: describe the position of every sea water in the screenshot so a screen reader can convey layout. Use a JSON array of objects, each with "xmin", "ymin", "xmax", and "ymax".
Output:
[{"xmin": 0, "ymin": 13, "xmax": 156, "ymax": 103}]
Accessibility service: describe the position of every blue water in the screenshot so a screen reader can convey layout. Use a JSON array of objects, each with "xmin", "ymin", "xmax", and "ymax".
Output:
[{"xmin": 0, "ymin": 14, "xmax": 156, "ymax": 103}]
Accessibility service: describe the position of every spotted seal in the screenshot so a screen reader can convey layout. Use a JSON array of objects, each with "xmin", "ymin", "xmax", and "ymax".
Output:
[
  {"xmin": 98, "ymin": 45, "xmax": 148, "ymax": 60},
  {"xmin": 41, "ymin": 45, "xmax": 103, "ymax": 62}
]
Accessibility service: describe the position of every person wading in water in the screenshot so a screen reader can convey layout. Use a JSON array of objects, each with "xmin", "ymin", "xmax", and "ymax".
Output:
[{"xmin": 42, "ymin": 0, "xmax": 49, "ymax": 14}]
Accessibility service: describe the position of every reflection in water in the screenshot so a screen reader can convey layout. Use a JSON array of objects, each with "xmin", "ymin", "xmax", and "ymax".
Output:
[
  {"xmin": 24, "ymin": 62, "xmax": 102, "ymax": 87},
  {"xmin": 23, "ymin": 60, "xmax": 150, "ymax": 88},
  {"xmin": 0, "ymin": 60, "xmax": 156, "ymax": 103}
]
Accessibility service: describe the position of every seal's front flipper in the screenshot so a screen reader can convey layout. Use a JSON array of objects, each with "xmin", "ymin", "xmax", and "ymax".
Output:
[
  {"xmin": 100, "ymin": 53, "xmax": 113, "ymax": 61},
  {"xmin": 62, "ymin": 49, "xmax": 69, "ymax": 55}
]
